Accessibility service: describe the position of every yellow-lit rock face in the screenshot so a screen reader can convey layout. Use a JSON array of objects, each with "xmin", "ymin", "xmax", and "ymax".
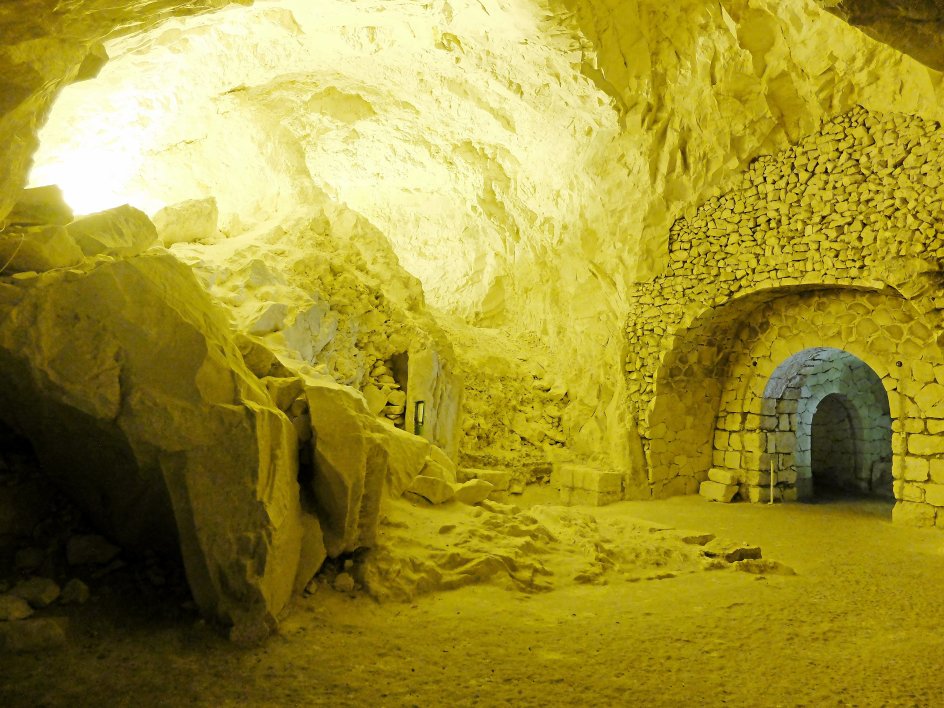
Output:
[{"xmin": 22, "ymin": 0, "xmax": 944, "ymax": 473}]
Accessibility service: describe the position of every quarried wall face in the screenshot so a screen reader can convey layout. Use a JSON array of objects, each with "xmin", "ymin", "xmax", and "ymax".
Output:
[{"xmin": 625, "ymin": 105, "xmax": 944, "ymax": 527}]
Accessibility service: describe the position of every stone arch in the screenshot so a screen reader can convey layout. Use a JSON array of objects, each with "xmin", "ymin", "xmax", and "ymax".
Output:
[
  {"xmin": 643, "ymin": 282, "xmax": 885, "ymax": 496},
  {"xmin": 755, "ymin": 347, "xmax": 892, "ymax": 501},
  {"xmin": 705, "ymin": 287, "xmax": 944, "ymax": 516},
  {"xmin": 645, "ymin": 282, "xmax": 944, "ymax": 524}
]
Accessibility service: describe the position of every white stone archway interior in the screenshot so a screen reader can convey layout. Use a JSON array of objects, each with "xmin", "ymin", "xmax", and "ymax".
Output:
[{"xmin": 762, "ymin": 347, "xmax": 892, "ymax": 499}]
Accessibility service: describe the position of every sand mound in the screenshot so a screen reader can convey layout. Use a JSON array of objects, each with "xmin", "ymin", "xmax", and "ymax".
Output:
[{"xmin": 357, "ymin": 499, "xmax": 786, "ymax": 601}]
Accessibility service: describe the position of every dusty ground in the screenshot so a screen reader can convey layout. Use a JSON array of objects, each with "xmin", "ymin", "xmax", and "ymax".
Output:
[{"xmin": 4, "ymin": 493, "xmax": 944, "ymax": 707}]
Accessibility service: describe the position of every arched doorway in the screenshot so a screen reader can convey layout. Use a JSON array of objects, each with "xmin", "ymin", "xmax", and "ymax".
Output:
[{"xmin": 760, "ymin": 347, "xmax": 892, "ymax": 500}]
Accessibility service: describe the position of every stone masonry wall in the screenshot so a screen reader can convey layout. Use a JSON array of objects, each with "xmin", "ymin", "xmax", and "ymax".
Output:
[
  {"xmin": 710, "ymin": 293, "xmax": 912, "ymax": 506},
  {"xmin": 624, "ymin": 105, "xmax": 944, "ymax": 527}
]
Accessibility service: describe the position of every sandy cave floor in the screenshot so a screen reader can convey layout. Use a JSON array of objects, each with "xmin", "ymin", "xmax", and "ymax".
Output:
[{"xmin": 4, "ymin": 494, "xmax": 944, "ymax": 707}]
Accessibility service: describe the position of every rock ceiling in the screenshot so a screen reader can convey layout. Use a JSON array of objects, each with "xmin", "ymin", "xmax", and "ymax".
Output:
[{"xmin": 817, "ymin": 0, "xmax": 944, "ymax": 72}]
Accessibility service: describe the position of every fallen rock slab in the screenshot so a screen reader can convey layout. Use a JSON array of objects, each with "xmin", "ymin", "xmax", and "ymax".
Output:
[
  {"xmin": 453, "ymin": 479, "xmax": 494, "ymax": 505},
  {"xmin": 678, "ymin": 532, "xmax": 716, "ymax": 546},
  {"xmin": 406, "ymin": 475, "xmax": 455, "ymax": 505},
  {"xmin": 733, "ymin": 559, "xmax": 797, "ymax": 576},
  {"xmin": 304, "ymin": 378, "xmax": 387, "ymax": 557},
  {"xmin": 704, "ymin": 539, "xmax": 763, "ymax": 563},
  {"xmin": 461, "ymin": 468, "xmax": 511, "ymax": 491},
  {"xmin": 699, "ymin": 479, "xmax": 738, "ymax": 503},
  {"xmin": 376, "ymin": 423, "xmax": 430, "ymax": 498},
  {"xmin": 152, "ymin": 197, "xmax": 219, "ymax": 247},
  {"xmin": 66, "ymin": 204, "xmax": 157, "ymax": 258}
]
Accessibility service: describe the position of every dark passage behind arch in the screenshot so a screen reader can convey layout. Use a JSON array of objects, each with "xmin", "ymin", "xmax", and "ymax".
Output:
[{"xmin": 811, "ymin": 392, "xmax": 859, "ymax": 493}]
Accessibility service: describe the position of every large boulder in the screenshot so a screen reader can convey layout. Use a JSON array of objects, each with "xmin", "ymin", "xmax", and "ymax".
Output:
[
  {"xmin": 0, "ymin": 252, "xmax": 313, "ymax": 635},
  {"xmin": 377, "ymin": 424, "xmax": 431, "ymax": 497},
  {"xmin": 302, "ymin": 375, "xmax": 439, "ymax": 556},
  {"xmin": 303, "ymin": 379, "xmax": 388, "ymax": 557}
]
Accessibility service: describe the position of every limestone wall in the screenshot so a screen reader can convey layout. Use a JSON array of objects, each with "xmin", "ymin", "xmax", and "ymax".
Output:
[{"xmin": 625, "ymin": 105, "xmax": 944, "ymax": 526}]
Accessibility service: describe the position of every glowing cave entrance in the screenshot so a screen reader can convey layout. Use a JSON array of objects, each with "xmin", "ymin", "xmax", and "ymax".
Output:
[{"xmin": 757, "ymin": 347, "xmax": 892, "ymax": 502}]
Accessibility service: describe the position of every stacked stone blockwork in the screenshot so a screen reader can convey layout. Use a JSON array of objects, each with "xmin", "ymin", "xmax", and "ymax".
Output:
[{"xmin": 625, "ymin": 106, "xmax": 944, "ymax": 528}]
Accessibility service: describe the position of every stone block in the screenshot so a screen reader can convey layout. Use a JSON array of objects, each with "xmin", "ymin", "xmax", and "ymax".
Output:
[
  {"xmin": 741, "ymin": 431, "xmax": 766, "ymax": 451},
  {"xmin": 572, "ymin": 466, "xmax": 623, "ymax": 494},
  {"xmin": 406, "ymin": 475, "xmax": 454, "ymax": 505},
  {"xmin": 704, "ymin": 539, "xmax": 762, "ymax": 562},
  {"xmin": 550, "ymin": 462, "xmax": 573, "ymax": 489},
  {"xmin": 453, "ymin": 479, "xmax": 493, "ymax": 505},
  {"xmin": 462, "ymin": 468, "xmax": 512, "ymax": 491},
  {"xmin": 795, "ymin": 476, "xmax": 814, "ymax": 501},
  {"xmin": 769, "ymin": 431, "xmax": 794, "ymax": 453},
  {"xmin": 902, "ymin": 483, "xmax": 925, "ymax": 503},
  {"xmin": 924, "ymin": 484, "xmax": 944, "ymax": 507},
  {"xmin": 66, "ymin": 534, "xmax": 120, "ymax": 566},
  {"xmin": 362, "ymin": 384, "xmax": 387, "ymax": 416},
  {"xmin": 930, "ymin": 458, "xmax": 944, "ymax": 484},
  {"xmin": 914, "ymin": 384, "xmax": 944, "ymax": 419},
  {"xmin": 708, "ymin": 468, "xmax": 739, "ymax": 485},
  {"xmin": 426, "ymin": 445, "xmax": 457, "ymax": 485},
  {"xmin": 152, "ymin": 197, "xmax": 219, "ymax": 246},
  {"xmin": 744, "ymin": 485, "xmax": 794, "ymax": 503},
  {"xmin": 744, "ymin": 468, "xmax": 772, "ymax": 486},
  {"xmin": 908, "ymin": 434, "xmax": 944, "ymax": 457},
  {"xmin": 59, "ymin": 579, "xmax": 90, "ymax": 606},
  {"xmin": 558, "ymin": 487, "xmax": 621, "ymax": 507},
  {"xmin": 892, "ymin": 501, "xmax": 937, "ymax": 527},
  {"xmin": 903, "ymin": 456, "xmax": 930, "ymax": 482},
  {"xmin": 66, "ymin": 204, "xmax": 157, "ymax": 258},
  {"xmin": 699, "ymin": 480, "xmax": 738, "ymax": 503},
  {"xmin": 553, "ymin": 463, "xmax": 622, "ymax": 494},
  {"xmin": 678, "ymin": 532, "xmax": 715, "ymax": 546}
]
